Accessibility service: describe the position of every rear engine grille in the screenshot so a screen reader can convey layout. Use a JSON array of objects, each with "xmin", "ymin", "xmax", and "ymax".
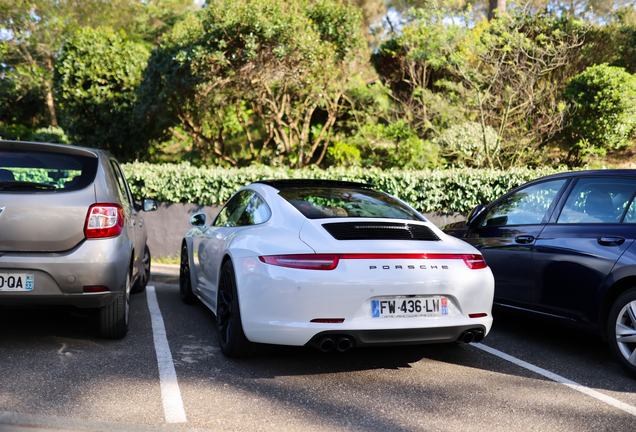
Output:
[{"xmin": 322, "ymin": 222, "xmax": 440, "ymax": 241}]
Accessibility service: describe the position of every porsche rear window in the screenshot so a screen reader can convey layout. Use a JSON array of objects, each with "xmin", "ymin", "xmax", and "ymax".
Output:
[
  {"xmin": 278, "ymin": 187, "xmax": 423, "ymax": 220},
  {"xmin": 0, "ymin": 149, "xmax": 98, "ymax": 192}
]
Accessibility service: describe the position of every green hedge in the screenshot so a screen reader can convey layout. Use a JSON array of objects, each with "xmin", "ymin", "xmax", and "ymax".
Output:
[{"xmin": 122, "ymin": 162, "xmax": 569, "ymax": 213}]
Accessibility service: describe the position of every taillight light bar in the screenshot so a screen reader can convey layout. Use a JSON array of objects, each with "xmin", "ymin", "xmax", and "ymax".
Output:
[
  {"xmin": 258, "ymin": 253, "xmax": 488, "ymax": 270},
  {"xmin": 84, "ymin": 203, "xmax": 125, "ymax": 239},
  {"xmin": 259, "ymin": 255, "xmax": 339, "ymax": 270}
]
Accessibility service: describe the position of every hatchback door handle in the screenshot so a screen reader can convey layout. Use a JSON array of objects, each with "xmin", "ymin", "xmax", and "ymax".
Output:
[
  {"xmin": 598, "ymin": 236, "xmax": 625, "ymax": 246},
  {"xmin": 515, "ymin": 235, "xmax": 535, "ymax": 244}
]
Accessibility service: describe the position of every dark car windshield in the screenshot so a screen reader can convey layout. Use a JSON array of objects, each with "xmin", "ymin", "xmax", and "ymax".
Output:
[
  {"xmin": 0, "ymin": 149, "xmax": 98, "ymax": 192},
  {"xmin": 278, "ymin": 187, "xmax": 423, "ymax": 220}
]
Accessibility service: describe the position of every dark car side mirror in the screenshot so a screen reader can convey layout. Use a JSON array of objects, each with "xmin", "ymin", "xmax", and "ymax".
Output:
[{"xmin": 466, "ymin": 204, "xmax": 487, "ymax": 229}]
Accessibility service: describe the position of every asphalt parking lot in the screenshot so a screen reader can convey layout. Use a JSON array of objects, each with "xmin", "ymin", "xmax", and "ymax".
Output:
[{"xmin": 1, "ymin": 264, "xmax": 636, "ymax": 432}]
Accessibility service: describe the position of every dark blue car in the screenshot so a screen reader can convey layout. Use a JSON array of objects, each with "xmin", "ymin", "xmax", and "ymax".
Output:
[{"xmin": 443, "ymin": 169, "xmax": 636, "ymax": 378}]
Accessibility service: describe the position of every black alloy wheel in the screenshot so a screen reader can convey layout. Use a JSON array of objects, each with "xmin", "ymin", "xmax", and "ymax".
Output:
[
  {"xmin": 179, "ymin": 242, "xmax": 197, "ymax": 304},
  {"xmin": 216, "ymin": 260, "xmax": 270, "ymax": 358}
]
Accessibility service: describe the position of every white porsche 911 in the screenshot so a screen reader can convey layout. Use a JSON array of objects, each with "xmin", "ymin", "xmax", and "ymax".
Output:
[{"xmin": 179, "ymin": 179, "xmax": 494, "ymax": 357}]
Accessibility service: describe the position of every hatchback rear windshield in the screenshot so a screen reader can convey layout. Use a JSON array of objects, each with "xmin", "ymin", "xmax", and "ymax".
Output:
[
  {"xmin": 278, "ymin": 187, "xmax": 423, "ymax": 220},
  {"xmin": 0, "ymin": 149, "xmax": 98, "ymax": 192}
]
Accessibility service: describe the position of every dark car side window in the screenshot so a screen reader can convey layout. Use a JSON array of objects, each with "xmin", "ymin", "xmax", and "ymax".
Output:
[
  {"xmin": 214, "ymin": 190, "xmax": 271, "ymax": 227},
  {"xmin": 557, "ymin": 178, "xmax": 636, "ymax": 224},
  {"xmin": 481, "ymin": 179, "xmax": 567, "ymax": 227}
]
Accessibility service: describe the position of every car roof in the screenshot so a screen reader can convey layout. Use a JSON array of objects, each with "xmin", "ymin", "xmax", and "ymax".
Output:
[
  {"xmin": 0, "ymin": 140, "xmax": 104, "ymax": 158},
  {"xmin": 255, "ymin": 179, "xmax": 375, "ymax": 190},
  {"xmin": 539, "ymin": 169, "xmax": 636, "ymax": 181}
]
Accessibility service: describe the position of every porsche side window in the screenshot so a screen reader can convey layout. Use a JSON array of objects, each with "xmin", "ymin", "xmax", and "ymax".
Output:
[
  {"xmin": 558, "ymin": 178, "xmax": 636, "ymax": 224},
  {"xmin": 214, "ymin": 191, "xmax": 271, "ymax": 227},
  {"xmin": 481, "ymin": 179, "xmax": 566, "ymax": 227}
]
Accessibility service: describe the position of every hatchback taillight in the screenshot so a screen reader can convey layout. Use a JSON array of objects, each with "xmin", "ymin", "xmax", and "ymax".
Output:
[{"xmin": 84, "ymin": 204, "xmax": 125, "ymax": 239}]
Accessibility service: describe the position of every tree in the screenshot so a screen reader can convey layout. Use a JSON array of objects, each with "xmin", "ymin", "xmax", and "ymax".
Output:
[
  {"xmin": 563, "ymin": 64, "xmax": 636, "ymax": 160},
  {"xmin": 0, "ymin": 0, "xmax": 198, "ymax": 131},
  {"xmin": 137, "ymin": 0, "xmax": 366, "ymax": 167},
  {"xmin": 53, "ymin": 27, "xmax": 150, "ymax": 159},
  {"xmin": 373, "ymin": 6, "xmax": 588, "ymax": 168}
]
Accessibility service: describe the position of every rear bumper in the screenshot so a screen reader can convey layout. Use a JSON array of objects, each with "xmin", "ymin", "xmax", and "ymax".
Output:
[
  {"xmin": 0, "ymin": 237, "xmax": 130, "ymax": 308},
  {"xmin": 306, "ymin": 324, "xmax": 488, "ymax": 348}
]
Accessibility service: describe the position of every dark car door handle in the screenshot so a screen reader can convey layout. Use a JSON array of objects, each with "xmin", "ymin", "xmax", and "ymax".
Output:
[
  {"xmin": 598, "ymin": 236, "xmax": 625, "ymax": 246},
  {"xmin": 515, "ymin": 235, "xmax": 535, "ymax": 244}
]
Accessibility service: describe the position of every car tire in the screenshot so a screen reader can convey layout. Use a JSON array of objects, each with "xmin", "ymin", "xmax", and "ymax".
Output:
[
  {"xmin": 179, "ymin": 242, "xmax": 197, "ymax": 304},
  {"xmin": 98, "ymin": 268, "xmax": 130, "ymax": 339},
  {"xmin": 608, "ymin": 288, "xmax": 636, "ymax": 377},
  {"xmin": 131, "ymin": 245, "xmax": 151, "ymax": 294},
  {"xmin": 216, "ymin": 260, "xmax": 270, "ymax": 358}
]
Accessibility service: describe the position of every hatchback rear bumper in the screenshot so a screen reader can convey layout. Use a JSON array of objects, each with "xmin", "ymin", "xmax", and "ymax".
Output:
[{"xmin": 0, "ymin": 237, "xmax": 131, "ymax": 309}]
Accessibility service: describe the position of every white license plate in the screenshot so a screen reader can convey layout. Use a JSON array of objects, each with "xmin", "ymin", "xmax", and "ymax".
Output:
[
  {"xmin": 371, "ymin": 297, "xmax": 448, "ymax": 318},
  {"xmin": 0, "ymin": 274, "xmax": 34, "ymax": 291}
]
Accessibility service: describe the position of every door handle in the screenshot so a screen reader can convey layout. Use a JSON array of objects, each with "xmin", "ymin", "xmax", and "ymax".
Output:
[
  {"xmin": 598, "ymin": 236, "xmax": 625, "ymax": 246},
  {"xmin": 515, "ymin": 235, "xmax": 535, "ymax": 244}
]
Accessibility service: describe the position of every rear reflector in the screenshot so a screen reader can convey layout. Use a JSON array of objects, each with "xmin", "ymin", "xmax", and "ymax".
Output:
[
  {"xmin": 469, "ymin": 313, "xmax": 488, "ymax": 318},
  {"xmin": 85, "ymin": 203, "xmax": 125, "ymax": 239},
  {"xmin": 310, "ymin": 318, "xmax": 345, "ymax": 323},
  {"xmin": 259, "ymin": 255, "xmax": 339, "ymax": 270},
  {"xmin": 83, "ymin": 286, "xmax": 109, "ymax": 293}
]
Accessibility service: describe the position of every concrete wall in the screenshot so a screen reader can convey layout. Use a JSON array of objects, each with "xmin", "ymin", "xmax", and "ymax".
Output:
[{"xmin": 142, "ymin": 202, "xmax": 467, "ymax": 259}]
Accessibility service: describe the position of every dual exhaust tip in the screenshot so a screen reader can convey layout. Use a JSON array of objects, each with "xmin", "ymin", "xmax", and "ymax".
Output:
[
  {"xmin": 457, "ymin": 329, "xmax": 485, "ymax": 344},
  {"xmin": 319, "ymin": 336, "xmax": 352, "ymax": 352}
]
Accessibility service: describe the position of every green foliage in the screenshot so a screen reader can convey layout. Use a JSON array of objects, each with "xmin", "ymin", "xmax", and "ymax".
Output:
[
  {"xmin": 54, "ymin": 27, "xmax": 150, "ymax": 160},
  {"xmin": 563, "ymin": 63, "xmax": 636, "ymax": 158},
  {"xmin": 28, "ymin": 126, "xmax": 70, "ymax": 144},
  {"xmin": 437, "ymin": 122, "xmax": 500, "ymax": 168},
  {"xmin": 136, "ymin": 0, "xmax": 366, "ymax": 167},
  {"xmin": 122, "ymin": 162, "xmax": 569, "ymax": 212},
  {"xmin": 372, "ymin": 7, "xmax": 587, "ymax": 168},
  {"xmin": 0, "ymin": 124, "xmax": 32, "ymax": 141}
]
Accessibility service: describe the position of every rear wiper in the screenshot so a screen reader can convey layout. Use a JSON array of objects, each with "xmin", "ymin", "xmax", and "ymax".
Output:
[{"xmin": 0, "ymin": 180, "xmax": 57, "ymax": 190}]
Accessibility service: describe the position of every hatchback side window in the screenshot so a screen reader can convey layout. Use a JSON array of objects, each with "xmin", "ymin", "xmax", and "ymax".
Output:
[
  {"xmin": 110, "ymin": 161, "xmax": 134, "ymax": 208},
  {"xmin": 557, "ymin": 178, "xmax": 636, "ymax": 224},
  {"xmin": 214, "ymin": 190, "xmax": 271, "ymax": 227},
  {"xmin": 481, "ymin": 179, "xmax": 567, "ymax": 227}
]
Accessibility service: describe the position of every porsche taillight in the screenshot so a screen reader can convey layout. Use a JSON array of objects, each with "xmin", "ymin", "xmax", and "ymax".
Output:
[
  {"xmin": 258, "ymin": 253, "xmax": 488, "ymax": 270},
  {"xmin": 259, "ymin": 255, "xmax": 340, "ymax": 270},
  {"xmin": 84, "ymin": 203, "xmax": 125, "ymax": 239},
  {"xmin": 461, "ymin": 254, "xmax": 488, "ymax": 269}
]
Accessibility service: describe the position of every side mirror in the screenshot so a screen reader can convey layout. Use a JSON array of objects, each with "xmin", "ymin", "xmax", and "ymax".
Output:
[
  {"xmin": 466, "ymin": 204, "xmax": 487, "ymax": 228},
  {"xmin": 142, "ymin": 198, "xmax": 158, "ymax": 212},
  {"xmin": 190, "ymin": 213, "xmax": 207, "ymax": 227}
]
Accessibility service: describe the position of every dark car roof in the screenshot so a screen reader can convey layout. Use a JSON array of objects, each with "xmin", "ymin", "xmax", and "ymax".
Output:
[
  {"xmin": 538, "ymin": 169, "xmax": 636, "ymax": 181},
  {"xmin": 256, "ymin": 179, "xmax": 374, "ymax": 190}
]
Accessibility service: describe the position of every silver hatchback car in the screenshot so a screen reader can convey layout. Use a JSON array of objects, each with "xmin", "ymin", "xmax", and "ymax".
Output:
[{"xmin": 0, "ymin": 140, "xmax": 157, "ymax": 338}]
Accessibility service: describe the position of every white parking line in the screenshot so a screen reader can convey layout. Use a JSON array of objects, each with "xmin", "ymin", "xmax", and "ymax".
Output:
[
  {"xmin": 146, "ymin": 286, "xmax": 187, "ymax": 423},
  {"xmin": 474, "ymin": 343, "xmax": 636, "ymax": 417}
]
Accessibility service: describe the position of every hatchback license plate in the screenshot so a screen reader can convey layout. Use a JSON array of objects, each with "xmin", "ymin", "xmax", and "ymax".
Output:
[
  {"xmin": 372, "ymin": 297, "xmax": 448, "ymax": 318},
  {"xmin": 0, "ymin": 274, "xmax": 34, "ymax": 291}
]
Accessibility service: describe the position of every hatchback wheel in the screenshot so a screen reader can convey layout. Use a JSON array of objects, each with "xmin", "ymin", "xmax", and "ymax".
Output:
[
  {"xmin": 608, "ymin": 288, "xmax": 636, "ymax": 377},
  {"xmin": 98, "ymin": 268, "xmax": 130, "ymax": 339},
  {"xmin": 131, "ymin": 245, "xmax": 150, "ymax": 294}
]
